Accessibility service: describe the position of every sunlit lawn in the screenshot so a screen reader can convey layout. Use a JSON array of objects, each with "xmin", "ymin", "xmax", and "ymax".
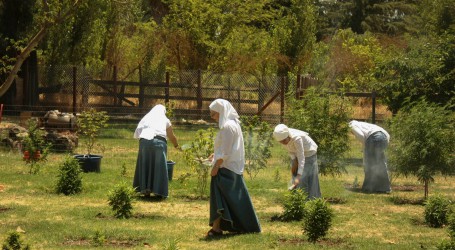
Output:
[{"xmin": 0, "ymin": 124, "xmax": 453, "ymax": 249}]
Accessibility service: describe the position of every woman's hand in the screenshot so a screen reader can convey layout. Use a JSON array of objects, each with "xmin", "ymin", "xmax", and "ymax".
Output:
[{"xmin": 211, "ymin": 166, "xmax": 219, "ymax": 176}]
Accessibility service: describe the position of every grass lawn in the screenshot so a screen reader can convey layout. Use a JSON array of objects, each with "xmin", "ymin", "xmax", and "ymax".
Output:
[{"xmin": 0, "ymin": 124, "xmax": 453, "ymax": 249}]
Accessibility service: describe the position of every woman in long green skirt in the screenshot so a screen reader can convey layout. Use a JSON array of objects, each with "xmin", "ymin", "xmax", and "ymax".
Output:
[
  {"xmin": 206, "ymin": 99, "xmax": 261, "ymax": 237},
  {"xmin": 133, "ymin": 105, "xmax": 180, "ymax": 198}
]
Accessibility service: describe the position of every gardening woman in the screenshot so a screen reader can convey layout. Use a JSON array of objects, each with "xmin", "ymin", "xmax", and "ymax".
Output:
[
  {"xmin": 206, "ymin": 98, "xmax": 261, "ymax": 237},
  {"xmin": 133, "ymin": 104, "xmax": 180, "ymax": 199},
  {"xmin": 273, "ymin": 124, "xmax": 321, "ymax": 199},
  {"xmin": 349, "ymin": 120, "xmax": 391, "ymax": 193}
]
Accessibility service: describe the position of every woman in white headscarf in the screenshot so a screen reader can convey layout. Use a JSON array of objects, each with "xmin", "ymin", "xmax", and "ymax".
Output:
[
  {"xmin": 273, "ymin": 124, "xmax": 321, "ymax": 199},
  {"xmin": 349, "ymin": 120, "xmax": 391, "ymax": 193},
  {"xmin": 206, "ymin": 99, "xmax": 261, "ymax": 237},
  {"xmin": 133, "ymin": 104, "xmax": 180, "ymax": 199}
]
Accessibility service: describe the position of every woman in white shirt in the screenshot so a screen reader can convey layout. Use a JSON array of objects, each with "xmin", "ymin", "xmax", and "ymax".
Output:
[
  {"xmin": 133, "ymin": 104, "xmax": 180, "ymax": 199},
  {"xmin": 273, "ymin": 124, "xmax": 321, "ymax": 199},
  {"xmin": 206, "ymin": 99, "xmax": 261, "ymax": 237},
  {"xmin": 349, "ymin": 120, "xmax": 391, "ymax": 193}
]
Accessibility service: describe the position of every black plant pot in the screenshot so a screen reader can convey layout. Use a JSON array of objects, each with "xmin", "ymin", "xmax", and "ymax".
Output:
[
  {"xmin": 74, "ymin": 154, "xmax": 102, "ymax": 173},
  {"xmin": 167, "ymin": 160, "xmax": 175, "ymax": 181}
]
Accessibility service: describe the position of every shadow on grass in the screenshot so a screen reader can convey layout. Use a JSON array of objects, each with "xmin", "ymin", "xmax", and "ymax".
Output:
[
  {"xmin": 277, "ymin": 236, "xmax": 351, "ymax": 248},
  {"xmin": 200, "ymin": 232, "xmax": 259, "ymax": 242},
  {"xmin": 94, "ymin": 212, "xmax": 167, "ymax": 220}
]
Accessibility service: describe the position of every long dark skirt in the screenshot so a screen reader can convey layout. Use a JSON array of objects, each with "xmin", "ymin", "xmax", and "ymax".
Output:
[
  {"xmin": 133, "ymin": 138, "xmax": 169, "ymax": 197},
  {"xmin": 209, "ymin": 168, "xmax": 261, "ymax": 233},
  {"xmin": 292, "ymin": 154, "xmax": 321, "ymax": 199},
  {"xmin": 363, "ymin": 131, "xmax": 391, "ymax": 193}
]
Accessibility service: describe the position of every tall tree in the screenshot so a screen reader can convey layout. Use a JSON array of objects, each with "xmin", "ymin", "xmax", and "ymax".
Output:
[{"xmin": 0, "ymin": 0, "xmax": 82, "ymax": 97}]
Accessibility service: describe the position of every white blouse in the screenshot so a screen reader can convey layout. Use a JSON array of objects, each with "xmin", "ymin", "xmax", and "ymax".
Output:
[
  {"xmin": 283, "ymin": 128, "xmax": 318, "ymax": 175},
  {"xmin": 349, "ymin": 120, "xmax": 390, "ymax": 145},
  {"xmin": 213, "ymin": 119, "xmax": 245, "ymax": 175}
]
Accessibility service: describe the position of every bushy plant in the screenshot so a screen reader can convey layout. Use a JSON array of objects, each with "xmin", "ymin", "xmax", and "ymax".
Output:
[
  {"xmin": 424, "ymin": 194, "xmax": 452, "ymax": 228},
  {"xmin": 438, "ymin": 212, "xmax": 455, "ymax": 250},
  {"xmin": 286, "ymin": 87, "xmax": 352, "ymax": 175},
  {"xmin": 280, "ymin": 189, "xmax": 307, "ymax": 221},
  {"xmin": 390, "ymin": 99, "xmax": 455, "ymax": 199},
  {"xmin": 302, "ymin": 198, "xmax": 334, "ymax": 243},
  {"xmin": 107, "ymin": 182, "xmax": 136, "ymax": 219},
  {"xmin": 20, "ymin": 119, "xmax": 51, "ymax": 174},
  {"xmin": 240, "ymin": 115, "xmax": 273, "ymax": 179},
  {"xmin": 56, "ymin": 156, "xmax": 83, "ymax": 195},
  {"xmin": 91, "ymin": 230, "xmax": 106, "ymax": 247},
  {"xmin": 2, "ymin": 231, "xmax": 30, "ymax": 250},
  {"xmin": 76, "ymin": 108, "xmax": 109, "ymax": 156},
  {"xmin": 182, "ymin": 128, "xmax": 214, "ymax": 198}
]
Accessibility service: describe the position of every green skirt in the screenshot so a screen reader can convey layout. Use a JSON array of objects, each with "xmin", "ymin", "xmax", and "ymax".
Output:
[
  {"xmin": 209, "ymin": 168, "xmax": 261, "ymax": 233},
  {"xmin": 133, "ymin": 138, "xmax": 168, "ymax": 197}
]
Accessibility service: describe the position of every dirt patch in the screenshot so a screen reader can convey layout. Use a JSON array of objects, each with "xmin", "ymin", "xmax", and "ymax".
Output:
[
  {"xmin": 391, "ymin": 184, "xmax": 422, "ymax": 192},
  {"xmin": 325, "ymin": 197, "xmax": 347, "ymax": 204},
  {"xmin": 0, "ymin": 184, "xmax": 4, "ymax": 192},
  {"xmin": 0, "ymin": 206, "xmax": 12, "ymax": 213},
  {"xmin": 277, "ymin": 236, "xmax": 350, "ymax": 247},
  {"xmin": 63, "ymin": 238, "xmax": 142, "ymax": 248}
]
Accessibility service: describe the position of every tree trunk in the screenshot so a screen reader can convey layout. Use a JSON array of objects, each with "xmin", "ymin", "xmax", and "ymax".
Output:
[
  {"xmin": 424, "ymin": 179, "xmax": 429, "ymax": 199},
  {"xmin": 0, "ymin": 0, "xmax": 81, "ymax": 97}
]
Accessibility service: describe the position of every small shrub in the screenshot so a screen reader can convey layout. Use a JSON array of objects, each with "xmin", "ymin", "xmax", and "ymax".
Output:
[
  {"xmin": 281, "ymin": 189, "xmax": 307, "ymax": 221},
  {"xmin": 449, "ymin": 212, "xmax": 455, "ymax": 240},
  {"xmin": 56, "ymin": 156, "xmax": 83, "ymax": 195},
  {"xmin": 424, "ymin": 195, "xmax": 452, "ymax": 228},
  {"xmin": 2, "ymin": 231, "xmax": 30, "ymax": 250},
  {"xmin": 21, "ymin": 119, "xmax": 51, "ymax": 174},
  {"xmin": 182, "ymin": 128, "xmax": 214, "ymax": 198},
  {"xmin": 302, "ymin": 198, "xmax": 334, "ymax": 243},
  {"xmin": 108, "ymin": 182, "xmax": 136, "ymax": 219},
  {"xmin": 273, "ymin": 167, "xmax": 281, "ymax": 182},
  {"xmin": 120, "ymin": 162, "xmax": 127, "ymax": 177},
  {"xmin": 91, "ymin": 230, "xmax": 105, "ymax": 247}
]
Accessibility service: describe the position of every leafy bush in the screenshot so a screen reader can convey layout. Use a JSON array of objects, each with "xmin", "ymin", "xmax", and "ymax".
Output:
[
  {"xmin": 108, "ymin": 182, "xmax": 136, "ymax": 219},
  {"xmin": 438, "ymin": 212, "xmax": 455, "ymax": 250},
  {"xmin": 2, "ymin": 231, "xmax": 30, "ymax": 250},
  {"xmin": 390, "ymin": 99, "xmax": 455, "ymax": 199},
  {"xmin": 286, "ymin": 88, "xmax": 351, "ymax": 175},
  {"xmin": 424, "ymin": 195, "xmax": 452, "ymax": 228},
  {"xmin": 302, "ymin": 198, "xmax": 334, "ymax": 243},
  {"xmin": 280, "ymin": 189, "xmax": 307, "ymax": 221},
  {"xmin": 240, "ymin": 115, "xmax": 273, "ymax": 179},
  {"xmin": 21, "ymin": 119, "xmax": 51, "ymax": 174},
  {"xmin": 76, "ymin": 108, "xmax": 109, "ymax": 155},
  {"xmin": 56, "ymin": 156, "xmax": 83, "ymax": 195},
  {"xmin": 182, "ymin": 128, "xmax": 214, "ymax": 198}
]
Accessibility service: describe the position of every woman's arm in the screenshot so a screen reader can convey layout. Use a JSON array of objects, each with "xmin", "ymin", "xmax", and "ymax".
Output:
[{"xmin": 166, "ymin": 126, "xmax": 181, "ymax": 150}]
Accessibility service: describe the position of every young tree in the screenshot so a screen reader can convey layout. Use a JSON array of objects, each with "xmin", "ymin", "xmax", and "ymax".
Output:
[
  {"xmin": 389, "ymin": 99, "xmax": 455, "ymax": 199},
  {"xmin": 286, "ymin": 87, "xmax": 352, "ymax": 176}
]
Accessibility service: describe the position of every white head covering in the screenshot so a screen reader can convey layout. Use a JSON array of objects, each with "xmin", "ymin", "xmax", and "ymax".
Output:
[
  {"xmin": 134, "ymin": 104, "xmax": 168, "ymax": 139},
  {"xmin": 209, "ymin": 99, "xmax": 240, "ymax": 128},
  {"xmin": 273, "ymin": 124, "xmax": 290, "ymax": 141}
]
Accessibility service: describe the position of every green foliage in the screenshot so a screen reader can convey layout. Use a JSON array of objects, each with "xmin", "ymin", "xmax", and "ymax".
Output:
[
  {"xmin": 56, "ymin": 156, "xmax": 83, "ymax": 196},
  {"xmin": 91, "ymin": 230, "xmax": 105, "ymax": 247},
  {"xmin": 302, "ymin": 198, "xmax": 334, "ymax": 243},
  {"xmin": 76, "ymin": 109, "xmax": 109, "ymax": 156},
  {"xmin": 389, "ymin": 100, "xmax": 455, "ymax": 198},
  {"xmin": 240, "ymin": 116, "xmax": 273, "ymax": 179},
  {"xmin": 280, "ymin": 189, "xmax": 307, "ymax": 221},
  {"xmin": 286, "ymin": 88, "xmax": 352, "ymax": 175},
  {"xmin": 182, "ymin": 128, "xmax": 214, "ymax": 198},
  {"xmin": 449, "ymin": 212, "xmax": 455, "ymax": 240},
  {"xmin": 376, "ymin": 35, "xmax": 455, "ymax": 114},
  {"xmin": 2, "ymin": 231, "xmax": 30, "ymax": 250},
  {"xmin": 20, "ymin": 119, "xmax": 52, "ymax": 174},
  {"xmin": 107, "ymin": 182, "xmax": 137, "ymax": 219},
  {"xmin": 424, "ymin": 195, "xmax": 453, "ymax": 228}
]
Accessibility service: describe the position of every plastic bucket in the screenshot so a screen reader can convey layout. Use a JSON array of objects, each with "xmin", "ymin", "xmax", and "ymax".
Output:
[
  {"xmin": 74, "ymin": 154, "xmax": 102, "ymax": 173},
  {"xmin": 167, "ymin": 161, "xmax": 176, "ymax": 181}
]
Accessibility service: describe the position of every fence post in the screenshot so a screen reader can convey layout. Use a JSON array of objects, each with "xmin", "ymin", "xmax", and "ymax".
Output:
[
  {"xmin": 139, "ymin": 64, "xmax": 144, "ymax": 108},
  {"xmin": 72, "ymin": 66, "xmax": 77, "ymax": 115},
  {"xmin": 197, "ymin": 70, "xmax": 202, "ymax": 119},
  {"xmin": 165, "ymin": 72, "xmax": 170, "ymax": 105},
  {"xmin": 372, "ymin": 91, "xmax": 376, "ymax": 124},
  {"xmin": 280, "ymin": 76, "xmax": 285, "ymax": 123},
  {"xmin": 296, "ymin": 74, "xmax": 301, "ymax": 99},
  {"xmin": 113, "ymin": 65, "xmax": 118, "ymax": 106}
]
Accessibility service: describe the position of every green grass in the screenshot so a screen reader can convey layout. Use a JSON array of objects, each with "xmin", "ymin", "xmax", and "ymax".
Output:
[{"xmin": 0, "ymin": 125, "xmax": 453, "ymax": 249}]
